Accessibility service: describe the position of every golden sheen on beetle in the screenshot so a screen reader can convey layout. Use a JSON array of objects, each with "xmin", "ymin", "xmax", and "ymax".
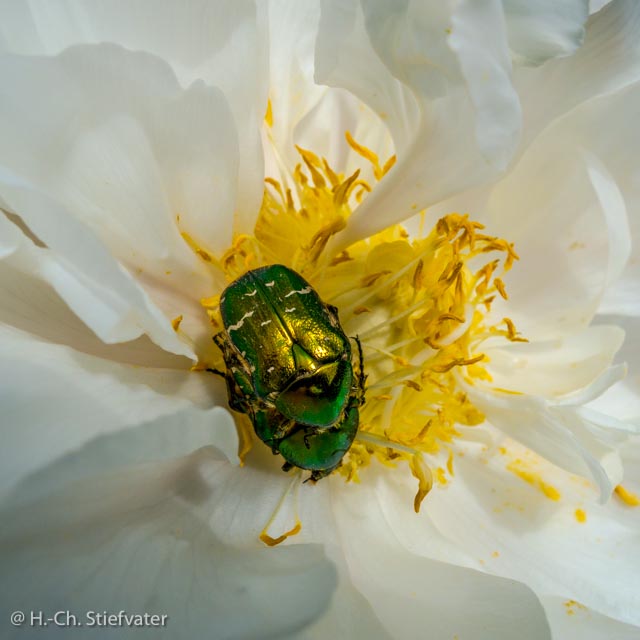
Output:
[{"xmin": 210, "ymin": 264, "xmax": 365, "ymax": 480}]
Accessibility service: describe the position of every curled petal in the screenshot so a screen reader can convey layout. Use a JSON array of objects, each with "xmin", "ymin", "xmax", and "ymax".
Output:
[
  {"xmin": 0, "ymin": 326, "xmax": 230, "ymax": 496},
  {"xmin": 503, "ymin": 0, "xmax": 589, "ymax": 66},
  {"xmin": 331, "ymin": 476, "xmax": 552, "ymax": 640}
]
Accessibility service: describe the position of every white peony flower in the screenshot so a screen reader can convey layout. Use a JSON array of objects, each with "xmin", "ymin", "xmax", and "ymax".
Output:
[{"xmin": 0, "ymin": 1, "xmax": 639, "ymax": 639}]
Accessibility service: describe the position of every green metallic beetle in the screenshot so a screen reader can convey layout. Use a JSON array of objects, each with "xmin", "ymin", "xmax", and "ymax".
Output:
[{"xmin": 210, "ymin": 264, "xmax": 365, "ymax": 480}]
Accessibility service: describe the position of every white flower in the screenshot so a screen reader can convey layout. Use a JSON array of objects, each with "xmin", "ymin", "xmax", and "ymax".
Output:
[{"xmin": 0, "ymin": 1, "xmax": 639, "ymax": 639}]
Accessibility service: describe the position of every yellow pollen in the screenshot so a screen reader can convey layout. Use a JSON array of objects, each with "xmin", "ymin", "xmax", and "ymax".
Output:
[
  {"xmin": 192, "ymin": 137, "xmax": 522, "ymax": 512},
  {"xmin": 507, "ymin": 460, "xmax": 561, "ymax": 501},
  {"xmin": 574, "ymin": 508, "xmax": 587, "ymax": 523},
  {"xmin": 264, "ymin": 98, "xmax": 273, "ymax": 128},
  {"xmin": 435, "ymin": 467, "xmax": 448, "ymax": 485},
  {"xmin": 171, "ymin": 315, "xmax": 183, "ymax": 332},
  {"xmin": 446, "ymin": 449, "xmax": 455, "ymax": 475},
  {"xmin": 564, "ymin": 600, "xmax": 586, "ymax": 616},
  {"xmin": 615, "ymin": 485, "xmax": 640, "ymax": 506}
]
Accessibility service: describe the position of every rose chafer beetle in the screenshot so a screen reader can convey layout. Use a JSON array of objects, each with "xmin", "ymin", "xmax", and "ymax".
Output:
[{"xmin": 211, "ymin": 264, "xmax": 365, "ymax": 480}]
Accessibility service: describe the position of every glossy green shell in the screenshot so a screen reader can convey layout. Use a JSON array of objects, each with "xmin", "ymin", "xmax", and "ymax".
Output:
[{"xmin": 215, "ymin": 264, "xmax": 364, "ymax": 479}]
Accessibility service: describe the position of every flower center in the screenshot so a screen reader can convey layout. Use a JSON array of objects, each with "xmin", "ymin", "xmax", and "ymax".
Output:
[{"xmin": 191, "ymin": 136, "xmax": 524, "ymax": 513}]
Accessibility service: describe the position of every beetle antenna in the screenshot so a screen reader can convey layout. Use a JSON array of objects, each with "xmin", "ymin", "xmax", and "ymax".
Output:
[
  {"xmin": 206, "ymin": 367, "xmax": 225, "ymax": 378},
  {"xmin": 259, "ymin": 470, "xmax": 303, "ymax": 547}
]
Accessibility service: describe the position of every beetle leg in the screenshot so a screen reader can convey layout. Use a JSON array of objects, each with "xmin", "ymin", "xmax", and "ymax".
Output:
[
  {"xmin": 306, "ymin": 467, "xmax": 337, "ymax": 483},
  {"xmin": 212, "ymin": 332, "xmax": 229, "ymax": 353},
  {"xmin": 325, "ymin": 303, "xmax": 344, "ymax": 330},
  {"xmin": 270, "ymin": 418, "xmax": 298, "ymax": 442},
  {"xmin": 206, "ymin": 367, "xmax": 225, "ymax": 377},
  {"xmin": 350, "ymin": 334, "xmax": 367, "ymax": 407}
]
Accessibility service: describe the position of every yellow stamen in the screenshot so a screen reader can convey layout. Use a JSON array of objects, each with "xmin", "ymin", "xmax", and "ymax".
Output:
[
  {"xmin": 353, "ymin": 306, "xmax": 371, "ymax": 315},
  {"xmin": 494, "ymin": 278, "xmax": 508, "ymax": 300},
  {"xmin": 409, "ymin": 454, "xmax": 433, "ymax": 513},
  {"xmin": 171, "ymin": 315, "xmax": 183, "ymax": 332},
  {"xmin": 381, "ymin": 154, "xmax": 397, "ymax": 176},
  {"xmin": 260, "ymin": 521, "xmax": 302, "ymax": 547},
  {"xmin": 236, "ymin": 417, "xmax": 254, "ymax": 466},
  {"xmin": 259, "ymin": 473, "xmax": 302, "ymax": 547},
  {"xmin": 180, "ymin": 230, "xmax": 215, "ymax": 264}
]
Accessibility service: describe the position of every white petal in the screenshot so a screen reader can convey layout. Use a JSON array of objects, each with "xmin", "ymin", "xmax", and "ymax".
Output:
[
  {"xmin": 4, "ymin": 392, "xmax": 240, "ymax": 510},
  {"xmin": 520, "ymin": 72, "xmax": 640, "ymax": 323},
  {"xmin": 330, "ymin": 475, "xmax": 552, "ymax": 640},
  {"xmin": 517, "ymin": 0, "xmax": 640, "ymax": 149},
  {"xmin": 0, "ymin": 210, "xmax": 200, "ymax": 368},
  {"xmin": 267, "ymin": 0, "xmax": 390, "ymax": 187},
  {"xmin": 485, "ymin": 141, "xmax": 629, "ymax": 340},
  {"xmin": 556, "ymin": 363, "xmax": 627, "ymax": 408},
  {"xmin": 193, "ymin": 444, "xmax": 392, "ymax": 638},
  {"xmin": 577, "ymin": 86, "xmax": 640, "ymax": 318},
  {"xmin": 0, "ymin": 326, "xmax": 229, "ymax": 496},
  {"xmin": 466, "ymin": 388, "xmax": 624, "ymax": 500},
  {"xmin": 542, "ymin": 595, "xmax": 640, "ymax": 640},
  {"xmin": 424, "ymin": 449, "xmax": 640, "ymax": 626},
  {"xmin": 0, "ymin": 418, "xmax": 337, "ymax": 640},
  {"xmin": 0, "ymin": 44, "xmax": 243, "ymax": 358},
  {"xmin": 0, "ymin": 2, "xmax": 268, "ymax": 234},
  {"xmin": 600, "ymin": 272, "xmax": 640, "ymax": 317},
  {"xmin": 503, "ymin": 0, "xmax": 589, "ymax": 66},
  {"xmin": 464, "ymin": 327, "xmax": 629, "ymax": 499},
  {"xmin": 0, "ymin": 186, "xmax": 194, "ymax": 358},
  {"xmin": 590, "ymin": 1, "xmax": 613, "ymax": 13},
  {"xmin": 316, "ymin": 0, "xmax": 521, "ymax": 248},
  {"xmin": 0, "ymin": 45, "xmax": 240, "ymax": 261},
  {"xmin": 448, "ymin": 0, "xmax": 522, "ymax": 166},
  {"xmin": 314, "ymin": 0, "xmax": 419, "ymax": 153},
  {"xmin": 0, "ymin": 0, "xmax": 264, "ymax": 86},
  {"xmin": 0, "ymin": 240, "xmax": 191, "ymax": 368},
  {"xmin": 267, "ymin": 0, "xmax": 328, "ymax": 167},
  {"xmin": 292, "ymin": 574, "xmax": 391, "ymax": 640},
  {"xmin": 587, "ymin": 361, "xmax": 640, "ymax": 425},
  {"xmin": 483, "ymin": 325, "xmax": 624, "ymax": 398}
]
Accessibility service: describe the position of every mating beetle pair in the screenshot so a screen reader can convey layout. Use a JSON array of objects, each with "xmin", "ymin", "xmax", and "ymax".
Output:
[{"xmin": 211, "ymin": 264, "xmax": 365, "ymax": 480}]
